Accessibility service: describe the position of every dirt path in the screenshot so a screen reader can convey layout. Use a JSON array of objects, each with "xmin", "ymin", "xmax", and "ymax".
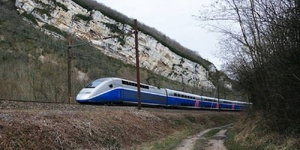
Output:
[
  {"xmin": 174, "ymin": 129, "xmax": 211, "ymax": 150},
  {"xmin": 173, "ymin": 124, "xmax": 233, "ymax": 150},
  {"xmin": 205, "ymin": 129, "xmax": 227, "ymax": 150}
]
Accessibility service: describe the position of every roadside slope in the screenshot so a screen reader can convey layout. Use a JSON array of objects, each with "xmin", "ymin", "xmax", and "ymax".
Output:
[{"xmin": 0, "ymin": 100, "xmax": 242, "ymax": 149}]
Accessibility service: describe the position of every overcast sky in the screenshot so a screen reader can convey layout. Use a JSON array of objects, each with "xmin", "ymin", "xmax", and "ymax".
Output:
[{"xmin": 96, "ymin": 0, "xmax": 223, "ymax": 69}]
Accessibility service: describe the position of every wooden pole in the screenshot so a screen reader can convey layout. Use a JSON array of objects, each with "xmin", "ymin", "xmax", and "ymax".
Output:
[
  {"xmin": 67, "ymin": 35, "xmax": 72, "ymax": 104},
  {"xmin": 134, "ymin": 19, "xmax": 141, "ymax": 110}
]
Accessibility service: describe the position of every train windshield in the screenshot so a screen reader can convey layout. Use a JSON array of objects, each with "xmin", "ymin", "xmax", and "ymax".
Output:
[{"xmin": 85, "ymin": 80, "xmax": 103, "ymax": 88}]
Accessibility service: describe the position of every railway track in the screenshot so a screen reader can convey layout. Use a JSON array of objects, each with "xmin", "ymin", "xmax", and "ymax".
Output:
[
  {"xmin": 0, "ymin": 98, "xmax": 237, "ymax": 114},
  {"xmin": 0, "ymin": 98, "xmax": 66, "ymax": 104}
]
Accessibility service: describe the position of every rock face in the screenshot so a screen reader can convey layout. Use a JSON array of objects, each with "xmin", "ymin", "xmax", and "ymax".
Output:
[{"xmin": 15, "ymin": 0, "xmax": 215, "ymax": 89}]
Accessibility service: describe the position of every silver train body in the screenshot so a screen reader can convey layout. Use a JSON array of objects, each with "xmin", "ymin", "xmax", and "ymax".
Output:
[{"xmin": 76, "ymin": 77, "xmax": 250, "ymax": 110}]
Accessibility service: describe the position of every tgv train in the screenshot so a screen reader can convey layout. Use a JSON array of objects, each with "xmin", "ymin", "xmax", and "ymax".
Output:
[{"xmin": 76, "ymin": 77, "xmax": 250, "ymax": 110}]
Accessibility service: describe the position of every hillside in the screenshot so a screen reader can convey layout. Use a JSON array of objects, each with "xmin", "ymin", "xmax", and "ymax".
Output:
[
  {"xmin": 15, "ymin": 0, "xmax": 217, "ymax": 89},
  {"xmin": 0, "ymin": 0, "xmax": 236, "ymax": 102}
]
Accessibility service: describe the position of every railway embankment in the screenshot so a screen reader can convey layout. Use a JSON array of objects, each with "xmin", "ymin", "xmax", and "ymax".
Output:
[{"xmin": 0, "ymin": 100, "xmax": 242, "ymax": 149}]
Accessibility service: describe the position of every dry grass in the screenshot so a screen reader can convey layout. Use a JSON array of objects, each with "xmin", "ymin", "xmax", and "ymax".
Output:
[
  {"xmin": 229, "ymin": 112, "xmax": 300, "ymax": 150},
  {"xmin": 0, "ymin": 101, "xmax": 241, "ymax": 149}
]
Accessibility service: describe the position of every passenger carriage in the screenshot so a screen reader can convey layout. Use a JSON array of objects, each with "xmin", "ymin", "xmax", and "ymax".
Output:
[{"xmin": 165, "ymin": 89, "xmax": 202, "ymax": 108}]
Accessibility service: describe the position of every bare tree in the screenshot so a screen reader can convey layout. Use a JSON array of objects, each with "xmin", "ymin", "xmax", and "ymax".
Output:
[{"xmin": 197, "ymin": 0, "xmax": 300, "ymax": 134}]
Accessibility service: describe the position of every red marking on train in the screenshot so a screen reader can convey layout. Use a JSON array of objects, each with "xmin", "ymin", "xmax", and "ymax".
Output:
[{"xmin": 195, "ymin": 100, "xmax": 199, "ymax": 107}]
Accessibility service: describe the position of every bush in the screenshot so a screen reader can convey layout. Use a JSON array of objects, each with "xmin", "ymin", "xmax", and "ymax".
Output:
[{"xmin": 73, "ymin": 14, "xmax": 92, "ymax": 22}]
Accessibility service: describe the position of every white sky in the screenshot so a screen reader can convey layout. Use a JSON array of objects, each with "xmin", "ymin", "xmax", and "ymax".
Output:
[{"xmin": 96, "ymin": 0, "xmax": 223, "ymax": 69}]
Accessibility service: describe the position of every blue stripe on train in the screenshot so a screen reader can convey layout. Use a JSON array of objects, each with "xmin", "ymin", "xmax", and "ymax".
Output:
[
  {"xmin": 87, "ymin": 88, "xmax": 167, "ymax": 105},
  {"xmin": 85, "ymin": 88, "xmax": 243, "ymax": 110},
  {"xmin": 122, "ymin": 89, "xmax": 167, "ymax": 105},
  {"xmin": 88, "ymin": 88, "xmax": 122, "ymax": 103},
  {"xmin": 166, "ymin": 97, "xmax": 198, "ymax": 107}
]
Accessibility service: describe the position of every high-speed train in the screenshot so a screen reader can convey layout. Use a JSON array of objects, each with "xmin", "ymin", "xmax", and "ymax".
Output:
[{"xmin": 76, "ymin": 77, "xmax": 250, "ymax": 110}]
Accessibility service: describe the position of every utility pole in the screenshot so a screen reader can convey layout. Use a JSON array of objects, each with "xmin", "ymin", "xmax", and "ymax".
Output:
[
  {"xmin": 134, "ymin": 19, "xmax": 142, "ymax": 110},
  {"xmin": 217, "ymin": 71, "xmax": 220, "ymax": 112},
  {"xmin": 100, "ymin": 19, "xmax": 141, "ymax": 109},
  {"xmin": 67, "ymin": 34, "xmax": 72, "ymax": 104}
]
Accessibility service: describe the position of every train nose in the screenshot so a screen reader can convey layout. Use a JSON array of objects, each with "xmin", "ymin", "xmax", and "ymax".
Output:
[
  {"xmin": 76, "ymin": 92, "xmax": 91, "ymax": 100},
  {"xmin": 76, "ymin": 89, "xmax": 93, "ymax": 101}
]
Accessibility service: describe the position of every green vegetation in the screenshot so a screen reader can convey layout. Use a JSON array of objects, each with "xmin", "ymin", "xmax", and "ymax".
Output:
[
  {"xmin": 72, "ymin": 0, "xmax": 96, "ymax": 11},
  {"xmin": 73, "ymin": 13, "xmax": 92, "ymax": 22},
  {"xmin": 33, "ymin": 0, "xmax": 52, "ymax": 9},
  {"xmin": 225, "ymin": 129, "xmax": 260, "ymax": 150},
  {"xmin": 184, "ymin": 114, "xmax": 197, "ymax": 123},
  {"xmin": 34, "ymin": 8, "xmax": 52, "ymax": 17},
  {"xmin": 151, "ymin": 130, "xmax": 192, "ymax": 150},
  {"xmin": 21, "ymin": 12, "xmax": 38, "ymax": 25},
  {"xmin": 42, "ymin": 24, "xmax": 68, "ymax": 36},
  {"xmin": 224, "ymin": 114, "xmax": 300, "ymax": 150},
  {"xmin": 102, "ymin": 22, "xmax": 126, "ymax": 45},
  {"xmin": 204, "ymin": 128, "xmax": 220, "ymax": 138},
  {"xmin": 54, "ymin": 1, "xmax": 68, "ymax": 11}
]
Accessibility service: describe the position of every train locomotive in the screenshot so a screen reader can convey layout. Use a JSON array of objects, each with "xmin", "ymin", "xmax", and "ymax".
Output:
[{"xmin": 76, "ymin": 77, "xmax": 249, "ymax": 110}]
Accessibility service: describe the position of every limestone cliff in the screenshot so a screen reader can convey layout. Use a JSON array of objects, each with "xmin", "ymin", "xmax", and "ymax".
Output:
[{"xmin": 15, "ymin": 0, "xmax": 215, "ymax": 89}]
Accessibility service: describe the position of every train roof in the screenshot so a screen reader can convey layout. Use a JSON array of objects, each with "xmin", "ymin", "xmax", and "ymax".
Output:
[
  {"xmin": 94, "ymin": 77, "xmax": 163, "ymax": 89},
  {"xmin": 166, "ymin": 89, "xmax": 201, "ymax": 97}
]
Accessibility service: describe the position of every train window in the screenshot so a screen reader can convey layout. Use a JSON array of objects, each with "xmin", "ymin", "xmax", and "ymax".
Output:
[
  {"xmin": 204, "ymin": 98, "xmax": 211, "ymax": 102},
  {"xmin": 174, "ymin": 93, "xmax": 178, "ymax": 96},
  {"xmin": 85, "ymin": 81, "xmax": 102, "ymax": 88},
  {"xmin": 122, "ymin": 80, "xmax": 149, "ymax": 89},
  {"xmin": 109, "ymin": 84, "xmax": 113, "ymax": 88},
  {"xmin": 122, "ymin": 80, "xmax": 128, "ymax": 85},
  {"xmin": 140, "ymin": 84, "xmax": 149, "ymax": 89}
]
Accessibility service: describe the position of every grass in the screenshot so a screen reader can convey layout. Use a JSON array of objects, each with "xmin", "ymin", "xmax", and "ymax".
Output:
[
  {"xmin": 225, "ymin": 128, "xmax": 265, "ymax": 150},
  {"xmin": 204, "ymin": 128, "xmax": 221, "ymax": 138},
  {"xmin": 152, "ymin": 133, "xmax": 185, "ymax": 150}
]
